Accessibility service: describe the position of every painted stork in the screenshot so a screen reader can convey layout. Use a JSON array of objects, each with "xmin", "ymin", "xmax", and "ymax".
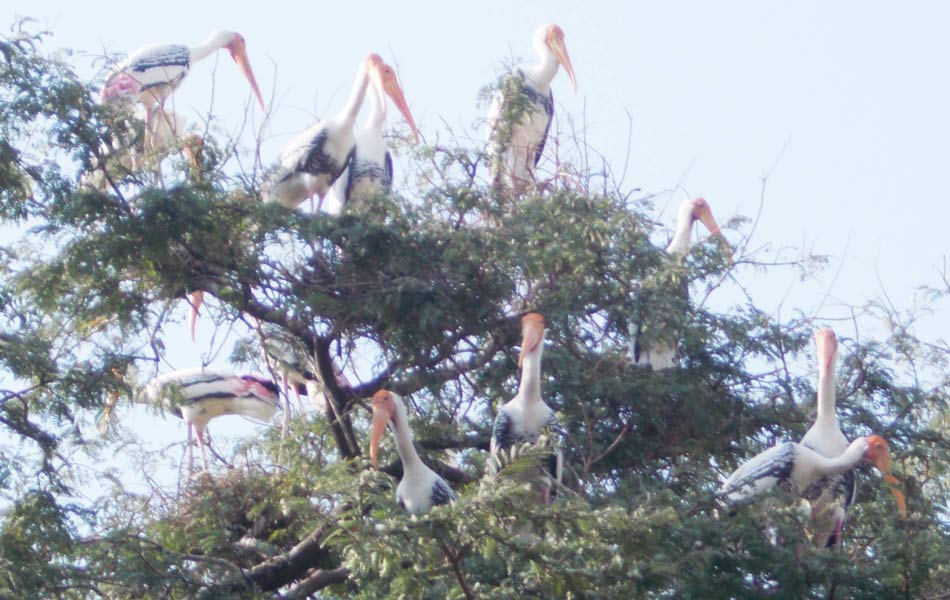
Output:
[
  {"xmin": 324, "ymin": 65, "xmax": 419, "ymax": 215},
  {"xmin": 100, "ymin": 30, "xmax": 265, "ymax": 127},
  {"xmin": 257, "ymin": 325, "xmax": 351, "ymax": 412},
  {"xmin": 721, "ymin": 434, "xmax": 907, "ymax": 518},
  {"xmin": 141, "ymin": 368, "xmax": 279, "ymax": 475},
  {"xmin": 490, "ymin": 313, "xmax": 562, "ymax": 502},
  {"xmin": 369, "ymin": 390, "xmax": 456, "ymax": 514},
  {"xmin": 486, "ymin": 24, "xmax": 577, "ymax": 194},
  {"xmin": 799, "ymin": 327, "xmax": 856, "ymax": 547},
  {"xmin": 266, "ymin": 54, "xmax": 419, "ymax": 212},
  {"xmin": 630, "ymin": 197, "xmax": 728, "ymax": 369}
]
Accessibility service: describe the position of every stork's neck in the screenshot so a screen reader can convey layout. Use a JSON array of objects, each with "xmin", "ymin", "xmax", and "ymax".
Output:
[
  {"xmin": 363, "ymin": 84, "xmax": 386, "ymax": 131},
  {"xmin": 815, "ymin": 362, "xmax": 837, "ymax": 427},
  {"xmin": 666, "ymin": 214, "xmax": 695, "ymax": 256},
  {"xmin": 337, "ymin": 67, "xmax": 371, "ymax": 126},
  {"xmin": 391, "ymin": 400, "xmax": 423, "ymax": 471},
  {"xmin": 522, "ymin": 47, "xmax": 559, "ymax": 91},
  {"xmin": 517, "ymin": 347, "xmax": 543, "ymax": 402},
  {"xmin": 190, "ymin": 33, "xmax": 229, "ymax": 63},
  {"xmin": 813, "ymin": 439, "xmax": 865, "ymax": 477}
]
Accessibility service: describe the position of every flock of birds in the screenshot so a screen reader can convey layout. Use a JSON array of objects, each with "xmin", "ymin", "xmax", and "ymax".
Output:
[{"xmin": 97, "ymin": 24, "xmax": 906, "ymax": 546}]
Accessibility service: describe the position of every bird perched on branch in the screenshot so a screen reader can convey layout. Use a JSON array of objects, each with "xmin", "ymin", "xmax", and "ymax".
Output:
[
  {"xmin": 486, "ymin": 24, "xmax": 577, "ymax": 195},
  {"xmin": 265, "ymin": 54, "xmax": 418, "ymax": 212},
  {"xmin": 490, "ymin": 313, "xmax": 562, "ymax": 503},
  {"xmin": 630, "ymin": 197, "xmax": 729, "ymax": 369},
  {"xmin": 799, "ymin": 327, "xmax": 856, "ymax": 548},
  {"xmin": 370, "ymin": 390, "xmax": 456, "ymax": 514},
  {"xmin": 141, "ymin": 368, "xmax": 279, "ymax": 476},
  {"xmin": 721, "ymin": 434, "xmax": 907, "ymax": 520},
  {"xmin": 100, "ymin": 30, "xmax": 265, "ymax": 128}
]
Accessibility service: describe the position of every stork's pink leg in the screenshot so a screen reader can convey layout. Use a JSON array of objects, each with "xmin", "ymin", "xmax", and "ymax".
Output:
[
  {"xmin": 832, "ymin": 518, "xmax": 844, "ymax": 548},
  {"xmin": 188, "ymin": 291, "xmax": 204, "ymax": 342},
  {"xmin": 195, "ymin": 427, "xmax": 209, "ymax": 472},
  {"xmin": 186, "ymin": 422, "xmax": 195, "ymax": 479}
]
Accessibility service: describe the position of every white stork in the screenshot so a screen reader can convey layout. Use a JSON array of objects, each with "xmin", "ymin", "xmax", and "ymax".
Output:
[
  {"xmin": 721, "ymin": 434, "xmax": 907, "ymax": 518},
  {"xmin": 490, "ymin": 313, "xmax": 562, "ymax": 502},
  {"xmin": 369, "ymin": 390, "xmax": 456, "ymax": 514},
  {"xmin": 141, "ymin": 368, "xmax": 279, "ymax": 475},
  {"xmin": 101, "ymin": 30, "xmax": 265, "ymax": 127},
  {"xmin": 266, "ymin": 54, "xmax": 419, "ymax": 212},
  {"xmin": 486, "ymin": 24, "xmax": 577, "ymax": 194},
  {"xmin": 630, "ymin": 197, "xmax": 728, "ymax": 369},
  {"xmin": 799, "ymin": 327, "xmax": 855, "ymax": 547},
  {"xmin": 325, "ymin": 65, "xmax": 419, "ymax": 215}
]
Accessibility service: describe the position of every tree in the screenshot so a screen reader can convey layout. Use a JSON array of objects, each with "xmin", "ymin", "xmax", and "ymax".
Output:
[{"xmin": 0, "ymin": 23, "xmax": 948, "ymax": 599}]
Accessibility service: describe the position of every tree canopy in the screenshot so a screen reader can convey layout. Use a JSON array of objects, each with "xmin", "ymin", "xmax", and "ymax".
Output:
[{"xmin": 0, "ymin": 23, "xmax": 948, "ymax": 599}]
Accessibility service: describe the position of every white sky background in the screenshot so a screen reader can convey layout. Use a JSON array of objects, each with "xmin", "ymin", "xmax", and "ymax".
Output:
[{"xmin": 3, "ymin": 1, "xmax": 949, "ymax": 489}]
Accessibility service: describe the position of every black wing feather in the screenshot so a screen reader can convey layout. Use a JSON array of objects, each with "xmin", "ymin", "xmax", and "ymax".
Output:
[
  {"xmin": 431, "ymin": 478, "xmax": 456, "ymax": 507},
  {"xmin": 383, "ymin": 151, "xmax": 394, "ymax": 193},
  {"xmin": 491, "ymin": 409, "xmax": 514, "ymax": 453},
  {"xmin": 533, "ymin": 89, "xmax": 554, "ymax": 168}
]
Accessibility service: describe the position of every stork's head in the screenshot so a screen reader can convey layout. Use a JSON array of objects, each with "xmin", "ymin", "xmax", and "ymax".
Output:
[
  {"xmin": 369, "ymin": 389, "xmax": 399, "ymax": 468},
  {"xmin": 218, "ymin": 31, "xmax": 266, "ymax": 111},
  {"xmin": 535, "ymin": 24, "xmax": 577, "ymax": 93},
  {"xmin": 689, "ymin": 198, "xmax": 721, "ymax": 236},
  {"xmin": 814, "ymin": 327, "xmax": 838, "ymax": 375},
  {"xmin": 374, "ymin": 58, "xmax": 421, "ymax": 144},
  {"xmin": 863, "ymin": 435, "xmax": 907, "ymax": 518},
  {"xmin": 519, "ymin": 312, "xmax": 546, "ymax": 368},
  {"xmin": 682, "ymin": 197, "xmax": 730, "ymax": 258}
]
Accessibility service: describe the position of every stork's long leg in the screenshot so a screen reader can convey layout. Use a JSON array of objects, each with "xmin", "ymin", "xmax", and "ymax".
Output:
[
  {"xmin": 195, "ymin": 427, "xmax": 210, "ymax": 472},
  {"xmin": 186, "ymin": 422, "xmax": 195, "ymax": 479}
]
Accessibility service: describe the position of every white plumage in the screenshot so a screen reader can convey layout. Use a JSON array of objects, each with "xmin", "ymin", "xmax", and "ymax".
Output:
[{"xmin": 324, "ymin": 83, "xmax": 394, "ymax": 215}]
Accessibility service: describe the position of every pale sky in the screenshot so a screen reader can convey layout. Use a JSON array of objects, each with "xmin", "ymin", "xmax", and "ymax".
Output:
[{"xmin": 5, "ymin": 1, "xmax": 949, "ymax": 483}]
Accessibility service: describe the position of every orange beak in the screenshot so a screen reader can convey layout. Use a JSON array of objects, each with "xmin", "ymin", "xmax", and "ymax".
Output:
[
  {"xmin": 226, "ymin": 35, "xmax": 266, "ymax": 111},
  {"xmin": 188, "ymin": 290, "xmax": 204, "ymax": 342},
  {"xmin": 865, "ymin": 435, "xmax": 908, "ymax": 518},
  {"xmin": 692, "ymin": 198, "xmax": 731, "ymax": 261},
  {"xmin": 369, "ymin": 390, "xmax": 396, "ymax": 469},
  {"xmin": 547, "ymin": 29, "xmax": 577, "ymax": 93},
  {"xmin": 380, "ymin": 63, "xmax": 420, "ymax": 144},
  {"xmin": 814, "ymin": 327, "xmax": 838, "ymax": 374},
  {"xmin": 519, "ymin": 313, "xmax": 546, "ymax": 368}
]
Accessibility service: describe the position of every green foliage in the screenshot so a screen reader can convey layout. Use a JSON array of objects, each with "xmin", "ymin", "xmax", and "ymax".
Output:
[{"xmin": 0, "ymin": 21, "xmax": 947, "ymax": 599}]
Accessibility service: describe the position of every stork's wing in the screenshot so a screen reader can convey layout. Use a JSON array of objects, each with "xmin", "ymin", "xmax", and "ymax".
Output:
[
  {"xmin": 721, "ymin": 442, "xmax": 798, "ymax": 504},
  {"xmin": 533, "ymin": 89, "xmax": 554, "ymax": 168},
  {"xmin": 431, "ymin": 477, "xmax": 457, "ymax": 507},
  {"xmin": 490, "ymin": 408, "xmax": 514, "ymax": 454},
  {"xmin": 102, "ymin": 43, "xmax": 190, "ymax": 101},
  {"xmin": 543, "ymin": 413, "xmax": 564, "ymax": 499},
  {"xmin": 383, "ymin": 150, "xmax": 394, "ymax": 192}
]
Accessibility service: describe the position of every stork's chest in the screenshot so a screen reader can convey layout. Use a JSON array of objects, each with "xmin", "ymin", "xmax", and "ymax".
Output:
[{"xmin": 504, "ymin": 402, "xmax": 553, "ymax": 441}]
